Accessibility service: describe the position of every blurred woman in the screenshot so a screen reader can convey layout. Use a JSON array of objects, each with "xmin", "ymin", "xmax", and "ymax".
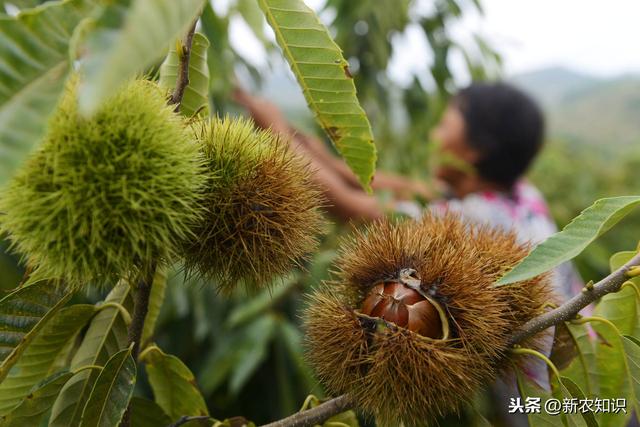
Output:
[
  {"xmin": 235, "ymin": 82, "xmax": 582, "ymax": 299},
  {"xmin": 235, "ymin": 83, "xmax": 584, "ymax": 423}
]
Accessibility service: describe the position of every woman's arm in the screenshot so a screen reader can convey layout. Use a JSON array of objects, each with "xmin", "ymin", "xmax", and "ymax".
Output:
[
  {"xmin": 233, "ymin": 88, "xmax": 384, "ymax": 222},
  {"xmin": 233, "ymin": 88, "xmax": 436, "ymax": 200},
  {"xmin": 294, "ymin": 130, "xmax": 435, "ymax": 200}
]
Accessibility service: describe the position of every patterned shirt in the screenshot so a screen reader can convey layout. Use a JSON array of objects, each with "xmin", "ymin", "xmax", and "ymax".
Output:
[
  {"xmin": 427, "ymin": 179, "xmax": 584, "ymax": 302},
  {"xmin": 395, "ymin": 179, "xmax": 585, "ymax": 393}
]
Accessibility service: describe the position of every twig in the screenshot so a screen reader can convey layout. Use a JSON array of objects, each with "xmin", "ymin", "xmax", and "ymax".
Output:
[
  {"xmin": 169, "ymin": 19, "xmax": 198, "ymax": 112},
  {"xmin": 262, "ymin": 253, "xmax": 640, "ymax": 427},
  {"xmin": 121, "ymin": 263, "xmax": 157, "ymax": 427},
  {"xmin": 260, "ymin": 395, "xmax": 351, "ymax": 427},
  {"xmin": 126, "ymin": 262, "xmax": 156, "ymax": 360},
  {"xmin": 508, "ymin": 251, "xmax": 640, "ymax": 346}
]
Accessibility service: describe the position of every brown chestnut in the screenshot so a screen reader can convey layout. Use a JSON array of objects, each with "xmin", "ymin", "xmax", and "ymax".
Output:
[{"xmin": 360, "ymin": 280, "xmax": 442, "ymax": 338}]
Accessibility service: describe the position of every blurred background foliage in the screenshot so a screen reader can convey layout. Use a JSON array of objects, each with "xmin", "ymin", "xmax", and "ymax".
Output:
[{"xmin": 1, "ymin": 0, "xmax": 639, "ymax": 424}]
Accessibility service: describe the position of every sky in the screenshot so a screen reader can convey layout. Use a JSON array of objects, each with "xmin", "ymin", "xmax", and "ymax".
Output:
[
  {"xmin": 226, "ymin": 0, "xmax": 640, "ymax": 87},
  {"xmin": 451, "ymin": 0, "xmax": 640, "ymax": 77}
]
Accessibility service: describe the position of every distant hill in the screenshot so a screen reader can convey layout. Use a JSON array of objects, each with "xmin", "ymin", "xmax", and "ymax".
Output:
[
  {"xmin": 510, "ymin": 66, "xmax": 600, "ymax": 107},
  {"xmin": 256, "ymin": 65, "xmax": 640, "ymax": 147},
  {"xmin": 510, "ymin": 67, "xmax": 640, "ymax": 147}
]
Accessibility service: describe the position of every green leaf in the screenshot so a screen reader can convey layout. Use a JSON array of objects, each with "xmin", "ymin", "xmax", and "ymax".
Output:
[
  {"xmin": 599, "ymin": 251, "xmax": 640, "ymax": 336},
  {"xmin": 515, "ymin": 367, "xmax": 583, "ymax": 427},
  {"xmin": 257, "ymin": 0, "xmax": 377, "ymax": 191},
  {"xmin": 141, "ymin": 345, "xmax": 208, "ymax": 421},
  {"xmin": 0, "ymin": 281, "xmax": 72, "ymax": 383},
  {"xmin": 158, "ymin": 32, "xmax": 210, "ymax": 117},
  {"xmin": 199, "ymin": 3, "xmax": 234, "ymax": 99},
  {"xmin": 622, "ymin": 335, "xmax": 640, "ymax": 422},
  {"xmin": 496, "ymin": 196, "xmax": 640, "ymax": 286},
  {"xmin": 0, "ymin": 371, "xmax": 74, "ymax": 427},
  {"xmin": 0, "ymin": 0, "xmax": 91, "ymax": 185},
  {"xmin": 237, "ymin": 0, "xmax": 268, "ymax": 43},
  {"xmin": 276, "ymin": 319, "xmax": 315, "ymax": 391},
  {"xmin": 560, "ymin": 322, "xmax": 597, "ymax": 398},
  {"xmin": 77, "ymin": 0, "xmax": 205, "ymax": 115},
  {"xmin": 590, "ymin": 320, "xmax": 630, "ymax": 427},
  {"xmin": 0, "ymin": 304, "xmax": 95, "ymax": 415},
  {"xmin": 141, "ymin": 267, "xmax": 168, "ymax": 346},
  {"xmin": 199, "ymin": 314, "xmax": 278, "ymax": 395},
  {"xmin": 79, "ymin": 347, "xmax": 136, "ymax": 427},
  {"xmin": 198, "ymin": 331, "xmax": 243, "ymax": 394},
  {"xmin": 49, "ymin": 280, "xmax": 132, "ymax": 427},
  {"xmin": 560, "ymin": 376, "xmax": 599, "ymax": 427},
  {"xmin": 324, "ymin": 408, "xmax": 359, "ymax": 427},
  {"xmin": 469, "ymin": 408, "xmax": 492, "ymax": 427},
  {"xmin": 129, "ymin": 397, "xmax": 171, "ymax": 427},
  {"xmin": 229, "ymin": 314, "xmax": 277, "ymax": 395},
  {"xmin": 226, "ymin": 275, "xmax": 297, "ymax": 328},
  {"xmin": 550, "ymin": 377, "xmax": 588, "ymax": 427}
]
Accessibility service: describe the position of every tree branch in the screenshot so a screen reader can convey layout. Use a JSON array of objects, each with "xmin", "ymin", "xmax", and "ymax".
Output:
[
  {"xmin": 260, "ymin": 394, "xmax": 351, "ymax": 427},
  {"xmin": 169, "ymin": 19, "xmax": 198, "ymax": 112},
  {"xmin": 262, "ymin": 253, "xmax": 640, "ymax": 427},
  {"xmin": 508, "ymin": 251, "xmax": 640, "ymax": 345},
  {"xmin": 121, "ymin": 263, "xmax": 156, "ymax": 427},
  {"xmin": 127, "ymin": 262, "xmax": 156, "ymax": 360}
]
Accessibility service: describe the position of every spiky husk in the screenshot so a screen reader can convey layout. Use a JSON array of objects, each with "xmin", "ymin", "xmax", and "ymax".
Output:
[
  {"xmin": 0, "ymin": 79, "xmax": 205, "ymax": 288},
  {"xmin": 303, "ymin": 214, "xmax": 556, "ymax": 426},
  {"xmin": 182, "ymin": 116, "xmax": 326, "ymax": 292}
]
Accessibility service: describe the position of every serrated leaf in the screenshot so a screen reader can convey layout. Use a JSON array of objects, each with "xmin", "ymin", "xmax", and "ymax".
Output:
[
  {"xmin": 551, "ymin": 377, "xmax": 588, "ymax": 427},
  {"xmin": 129, "ymin": 397, "xmax": 171, "ymax": 427},
  {"xmin": 515, "ymin": 367, "xmax": 585, "ymax": 427},
  {"xmin": 79, "ymin": 347, "xmax": 136, "ymax": 427},
  {"xmin": 141, "ymin": 267, "xmax": 167, "ymax": 346},
  {"xmin": 0, "ymin": 371, "xmax": 73, "ymax": 427},
  {"xmin": 0, "ymin": 304, "xmax": 95, "ymax": 415},
  {"xmin": 0, "ymin": 281, "xmax": 72, "ymax": 383},
  {"xmin": 0, "ymin": 0, "xmax": 91, "ymax": 185},
  {"xmin": 600, "ymin": 251, "xmax": 640, "ymax": 336},
  {"xmin": 159, "ymin": 31, "xmax": 210, "ymax": 117},
  {"xmin": 560, "ymin": 322, "xmax": 597, "ymax": 398},
  {"xmin": 622, "ymin": 335, "xmax": 640, "ymax": 422},
  {"xmin": 77, "ymin": 0, "xmax": 205, "ymax": 115},
  {"xmin": 141, "ymin": 345, "xmax": 208, "ymax": 421},
  {"xmin": 49, "ymin": 280, "xmax": 132, "ymax": 427},
  {"xmin": 590, "ymin": 320, "xmax": 630, "ymax": 427},
  {"xmin": 561, "ymin": 376, "xmax": 599, "ymax": 427},
  {"xmin": 496, "ymin": 196, "xmax": 640, "ymax": 286},
  {"xmin": 257, "ymin": 0, "xmax": 377, "ymax": 191}
]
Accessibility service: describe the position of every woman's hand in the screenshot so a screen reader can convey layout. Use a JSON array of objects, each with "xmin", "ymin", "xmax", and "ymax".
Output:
[{"xmin": 372, "ymin": 174, "xmax": 443, "ymax": 201}]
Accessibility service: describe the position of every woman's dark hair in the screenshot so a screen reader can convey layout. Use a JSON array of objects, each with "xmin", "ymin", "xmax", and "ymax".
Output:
[{"xmin": 451, "ymin": 82, "xmax": 545, "ymax": 189}]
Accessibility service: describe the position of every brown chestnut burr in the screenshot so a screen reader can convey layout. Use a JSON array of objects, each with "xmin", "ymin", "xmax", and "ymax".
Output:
[{"xmin": 360, "ymin": 281, "xmax": 442, "ymax": 338}]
